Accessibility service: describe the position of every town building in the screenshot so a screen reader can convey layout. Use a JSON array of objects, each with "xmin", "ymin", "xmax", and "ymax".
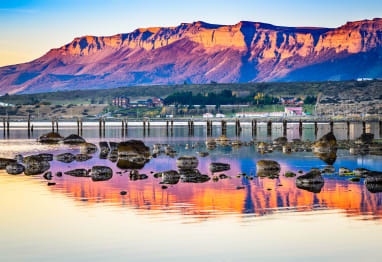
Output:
[
  {"xmin": 285, "ymin": 107, "xmax": 303, "ymax": 116},
  {"xmin": 281, "ymin": 97, "xmax": 304, "ymax": 105},
  {"xmin": 112, "ymin": 97, "xmax": 130, "ymax": 107},
  {"xmin": 203, "ymin": 113, "xmax": 214, "ymax": 118},
  {"xmin": 151, "ymin": 97, "xmax": 164, "ymax": 107},
  {"xmin": 111, "ymin": 96, "xmax": 163, "ymax": 108}
]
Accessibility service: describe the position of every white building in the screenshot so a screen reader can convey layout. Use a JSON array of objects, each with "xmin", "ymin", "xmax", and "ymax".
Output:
[
  {"xmin": 203, "ymin": 113, "xmax": 214, "ymax": 118},
  {"xmin": 235, "ymin": 112, "xmax": 269, "ymax": 118},
  {"xmin": 215, "ymin": 113, "xmax": 225, "ymax": 118}
]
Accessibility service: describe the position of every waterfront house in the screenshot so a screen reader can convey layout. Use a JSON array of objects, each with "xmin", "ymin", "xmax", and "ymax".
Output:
[{"xmin": 285, "ymin": 107, "xmax": 303, "ymax": 116}]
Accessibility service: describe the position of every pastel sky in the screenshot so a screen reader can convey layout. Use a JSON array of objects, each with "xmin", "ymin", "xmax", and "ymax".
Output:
[{"xmin": 1, "ymin": 0, "xmax": 381, "ymax": 67}]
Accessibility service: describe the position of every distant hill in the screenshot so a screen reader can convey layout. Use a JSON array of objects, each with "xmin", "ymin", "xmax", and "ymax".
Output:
[{"xmin": 1, "ymin": 18, "xmax": 382, "ymax": 94}]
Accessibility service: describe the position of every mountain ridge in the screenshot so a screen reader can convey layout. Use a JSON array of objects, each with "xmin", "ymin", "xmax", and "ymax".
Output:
[{"xmin": 1, "ymin": 18, "xmax": 382, "ymax": 94}]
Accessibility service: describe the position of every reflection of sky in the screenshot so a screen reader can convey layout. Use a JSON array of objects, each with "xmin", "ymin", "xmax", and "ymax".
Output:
[
  {"xmin": 1, "ymin": 125, "xmax": 382, "ymax": 261},
  {"xmin": 1, "ymin": 127, "xmax": 381, "ymax": 222}
]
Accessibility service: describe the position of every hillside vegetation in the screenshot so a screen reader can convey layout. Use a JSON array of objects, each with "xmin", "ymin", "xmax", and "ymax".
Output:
[{"xmin": 1, "ymin": 80, "xmax": 381, "ymax": 105}]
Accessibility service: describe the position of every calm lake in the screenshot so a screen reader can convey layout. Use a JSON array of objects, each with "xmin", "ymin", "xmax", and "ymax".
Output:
[{"xmin": 1, "ymin": 122, "xmax": 382, "ymax": 261}]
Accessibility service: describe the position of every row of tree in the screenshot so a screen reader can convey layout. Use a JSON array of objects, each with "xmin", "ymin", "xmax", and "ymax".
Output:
[{"xmin": 164, "ymin": 90, "xmax": 281, "ymax": 106}]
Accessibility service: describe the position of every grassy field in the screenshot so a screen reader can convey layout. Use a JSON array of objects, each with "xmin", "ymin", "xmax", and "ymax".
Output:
[{"xmin": 1, "ymin": 80, "xmax": 381, "ymax": 105}]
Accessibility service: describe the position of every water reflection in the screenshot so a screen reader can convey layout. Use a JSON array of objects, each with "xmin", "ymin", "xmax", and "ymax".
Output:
[{"xmin": 0, "ymin": 124, "xmax": 381, "ymax": 223}]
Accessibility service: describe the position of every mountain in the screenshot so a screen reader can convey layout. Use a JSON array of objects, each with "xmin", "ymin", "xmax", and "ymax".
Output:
[{"xmin": 1, "ymin": 18, "xmax": 382, "ymax": 94}]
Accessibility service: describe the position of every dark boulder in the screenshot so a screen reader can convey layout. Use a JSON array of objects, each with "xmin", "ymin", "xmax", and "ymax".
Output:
[
  {"xmin": 209, "ymin": 162, "xmax": 230, "ymax": 173},
  {"xmin": 55, "ymin": 153, "xmax": 75, "ymax": 163},
  {"xmin": 5, "ymin": 163, "xmax": 25, "ymax": 175},
  {"xmin": 160, "ymin": 170, "xmax": 180, "ymax": 184},
  {"xmin": 273, "ymin": 136, "xmax": 288, "ymax": 146},
  {"xmin": 176, "ymin": 156, "xmax": 198, "ymax": 170},
  {"xmin": 80, "ymin": 143, "xmax": 98, "ymax": 154},
  {"xmin": 64, "ymin": 169, "xmax": 89, "ymax": 177},
  {"xmin": 296, "ymin": 169, "xmax": 324, "ymax": 186},
  {"xmin": 355, "ymin": 133, "xmax": 374, "ymax": 144},
  {"xmin": 23, "ymin": 156, "xmax": 50, "ymax": 175},
  {"xmin": 75, "ymin": 154, "xmax": 92, "ymax": 162},
  {"xmin": 296, "ymin": 183, "xmax": 324, "ymax": 193},
  {"xmin": 91, "ymin": 166, "xmax": 113, "ymax": 181},
  {"xmin": 0, "ymin": 158, "xmax": 17, "ymax": 169},
  {"xmin": 37, "ymin": 132, "xmax": 63, "ymax": 144},
  {"xmin": 63, "ymin": 134, "xmax": 86, "ymax": 144}
]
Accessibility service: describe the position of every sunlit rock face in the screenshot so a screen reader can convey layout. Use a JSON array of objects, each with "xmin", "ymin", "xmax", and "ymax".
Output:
[{"xmin": 1, "ymin": 18, "xmax": 382, "ymax": 94}]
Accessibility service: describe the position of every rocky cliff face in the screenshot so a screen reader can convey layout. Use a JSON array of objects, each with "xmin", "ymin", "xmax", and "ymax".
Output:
[{"xmin": 1, "ymin": 18, "xmax": 382, "ymax": 94}]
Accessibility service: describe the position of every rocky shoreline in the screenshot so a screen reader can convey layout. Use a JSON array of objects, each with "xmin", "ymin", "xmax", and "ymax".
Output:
[{"xmin": 0, "ymin": 130, "xmax": 381, "ymax": 194}]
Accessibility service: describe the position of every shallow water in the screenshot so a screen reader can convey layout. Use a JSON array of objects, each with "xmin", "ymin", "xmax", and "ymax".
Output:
[{"xmin": 0, "ymin": 124, "xmax": 382, "ymax": 261}]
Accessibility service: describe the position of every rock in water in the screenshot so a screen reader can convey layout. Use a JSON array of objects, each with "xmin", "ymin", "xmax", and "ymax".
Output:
[
  {"xmin": 43, "ymin": 171, "xmax": 52, "ymax": 180},
  {"xmin": 312, "ymin": 132, "xmax": 337, "ymax": 153},
  {"xmin": 117, "ymin": 140, "xmax": 151, "ymax": 169},
  {"xmin": 365, "ymin": 183, "xmax": 382, "ymax": 193},
  {"xmin": 37, "ymin": 153, "xmax": 54, "ymax": 162},
  {"xmin": 160, "ymin": 170, "xmax": 180, "ymax": 184},
  {"xmin": 296, "ymin": 183, "xmax": 324, "ymax": 193},
  {"xmin": 23, "ymin": 156, "xmax": 50, "ymax": 176},
  {"xmin": 6, "ymin": 163, "xmax": 25, "ymax": 175},
  {"xmin": 273, "ymin": 136, "xmax": 288, "ymax": 146},
  {"xmin": 80, "ymin": 143, "xmax": 98, "ymax": 154},
  {"xmin": 180, "ymin": 169, "xmax": 211, "ymax": 183},
  {"xmin": 14, "ymin": 154, "xmax": 23, "ymax": 163},
  {"xmin": 321, "ymin": 165, "xmax": 336, "ymax": 174},
  {"xmin": 209, "ymin": 162, "xmax": 230, "ymax": 173},
  {"xmin": 37, "ymin": 132, "xmax": 63, "ymax": 144},
  {"xmin": 91, "ymin": 166, "xmax": 113, "ymax": 181},
  {"xmin": 197, "ymin": 152, "xmax": 209, "ymax": 157},
  {"xmin": 355, "ymin": 133, "xmax": 374, "ymax": 144},
  {"xmin": 64, "ymin": 169, "xmax": 89, "ymax": 177},
  {"xmin": 99, "ymin": 141, "xmax": 110, "ymax": 159},
  {"xmin": 55, "ymin": 153, "xmax": 75, "ymax": 163},
  {"xmin": 176, "ymin": 156, "xmax": 199, "ymax": 170},
  {"xmin": 339, "ymin": 167, "xmax": 352, "ymax": 176},
  {"xmin": 353, "ymin": 168, "xmax": 371, "ymax": 177},
  {"xmin": 0, "ymin": 158, "xmax": 17, "ymax": 169},
  {"xmin": 109, "ymin": 142, "xmax": 119, "ymax": 151},
  {"xmin": 75, "ymin": 154, "xmax": 92, "ymax": 162},
  {"xmin": 63, "ymin": 134, "xmax": 86, "ymax": 144},
  {"xmin": 256, "ymin": 160, "xmax": 281, "ymax": 178},
  {"xmin": 296, "ymin": 169, "xmax": 324, "ymax": 185},
  {"xmin": 365, "ymin": 172, "xmax": 382, "ymax": 184}
]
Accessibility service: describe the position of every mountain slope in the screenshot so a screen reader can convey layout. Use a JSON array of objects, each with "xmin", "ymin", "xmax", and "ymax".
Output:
[{"xmin": 1, "ymin": 18, "xmax": 382, "ymax": 94}]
